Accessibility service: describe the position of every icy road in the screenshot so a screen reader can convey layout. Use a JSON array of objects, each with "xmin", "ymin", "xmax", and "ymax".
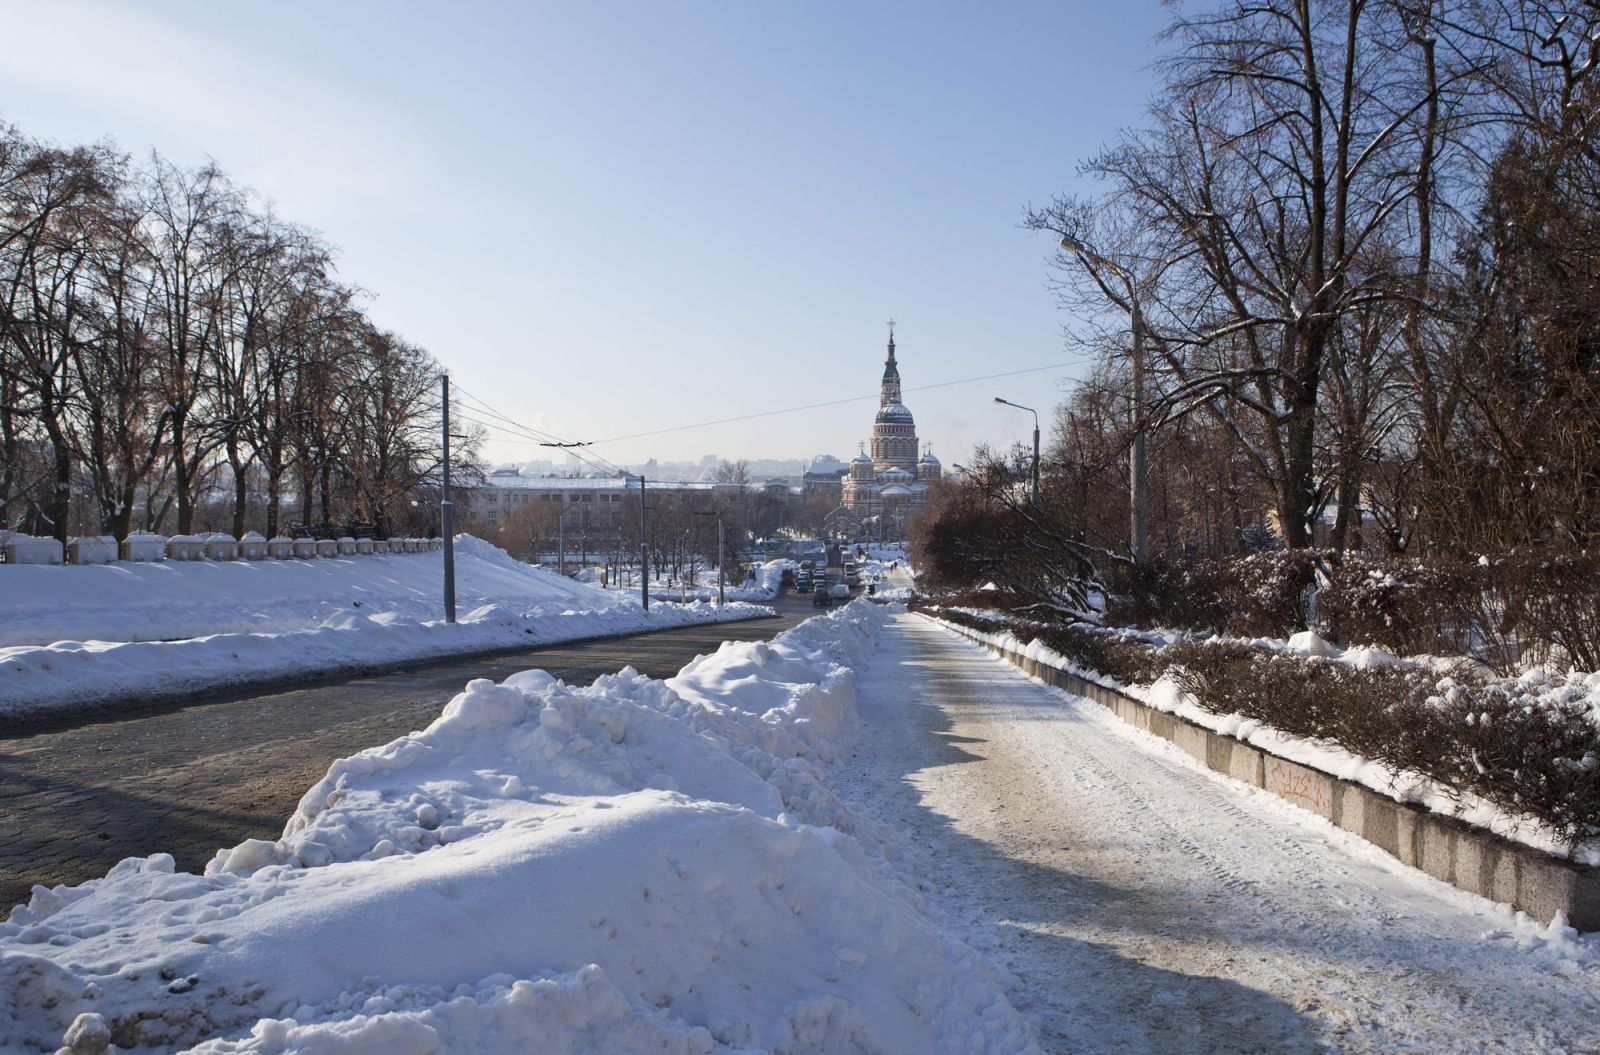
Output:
[{"xmin": 839, "ymin": 614, "xmax": 1600, "ymax": 1054}]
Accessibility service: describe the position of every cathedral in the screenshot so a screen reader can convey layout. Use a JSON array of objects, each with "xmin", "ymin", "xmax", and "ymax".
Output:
[{"xmin": 832, "ymin": 327, "xmax": 942, "ymax": 537}]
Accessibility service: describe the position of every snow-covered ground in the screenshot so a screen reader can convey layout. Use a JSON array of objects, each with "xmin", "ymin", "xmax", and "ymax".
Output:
[
  {"xmin": 836, "ymin": 615, "xmax": 1600, "ymax": 1053},
  {"xmin": 0, "ymin": 602, "xmax": 1037, "ymax": 1054},
  {"xmin": 0, "ymin": 536, "xmax": 771, "ymax": 719},
  {"xmin": 9, "ymin": 595, "xmax": 1590, "ymax": 1053}
]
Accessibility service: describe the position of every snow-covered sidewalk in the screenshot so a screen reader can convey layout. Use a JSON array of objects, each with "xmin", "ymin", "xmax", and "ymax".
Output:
[{"xmin": 834, "ymin": 614, "xmax": 1600, "ymax": 1053}]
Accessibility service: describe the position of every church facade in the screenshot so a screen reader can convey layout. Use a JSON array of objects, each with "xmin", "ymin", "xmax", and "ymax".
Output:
[{"xmin": 830, "ymin": 328, "xmax": 941, "ymax": 538}]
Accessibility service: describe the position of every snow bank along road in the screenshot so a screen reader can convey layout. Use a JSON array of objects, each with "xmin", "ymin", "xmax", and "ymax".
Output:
[
  {"xmin": 1, "ymin": 601, "xmax": 1036, "ymax": 1054},
  {"xmin": 0, "ymin": 595, "xmax": 817, "ymax": 914},
  {"xmin": 835, "ymin": 614, "xmax": 1600, "ymax": 1053}
]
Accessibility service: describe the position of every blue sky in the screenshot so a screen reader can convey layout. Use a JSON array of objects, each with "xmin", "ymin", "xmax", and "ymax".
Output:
[{"xmin": 0, "ymin": 1, "xmax": 1173, "ymax": 469}]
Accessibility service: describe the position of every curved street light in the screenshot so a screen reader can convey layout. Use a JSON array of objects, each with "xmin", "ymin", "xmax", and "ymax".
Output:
[{"xmin": 994, "ymin": 397, "xmax": 1040, "ymax": 506}]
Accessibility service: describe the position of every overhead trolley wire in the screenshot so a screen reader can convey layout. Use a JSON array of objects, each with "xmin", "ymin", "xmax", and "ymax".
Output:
[
  {"xmin": 588, "ymin": 361, "xmax": 1075, "ymax": 445},
  {"xmin": 451, "ymin": 359, "xmax": 1074, "ymax": 467}
]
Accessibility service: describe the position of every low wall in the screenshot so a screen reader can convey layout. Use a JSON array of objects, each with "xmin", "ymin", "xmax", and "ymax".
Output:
[{"xmin": 925, "ymin": 613, "xmax": 1600, "ymax": 931}]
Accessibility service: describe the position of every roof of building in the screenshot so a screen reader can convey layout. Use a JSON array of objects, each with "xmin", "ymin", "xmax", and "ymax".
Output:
[
  {"xmin": 881, "ymin": 467, "xmax": 914, "ymax": 480},
  {"xmin": 880, "ymin": 483, "xmax": 913, "ymax": 497},
  {"xmin": 875, "ymin": 402, "xmax": 914, "ymax": 424}
]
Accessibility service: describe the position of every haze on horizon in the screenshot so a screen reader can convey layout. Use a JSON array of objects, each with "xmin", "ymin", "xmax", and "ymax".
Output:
[{"xmin": 0, "ymin": 1, "xmax": 1172, "ymax": 471}]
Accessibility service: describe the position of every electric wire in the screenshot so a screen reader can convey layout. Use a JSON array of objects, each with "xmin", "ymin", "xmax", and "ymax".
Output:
[
  {"xmin": 452, "ymin": 359, "xmax": 1074, "ymax": 470},
  {"xmin": 587, "ymin": 361, "xmax": 1075, "ymax": 445},
  {"xmin": 451, "ymin": 384, "xmax": 627, "ymax": 477}
]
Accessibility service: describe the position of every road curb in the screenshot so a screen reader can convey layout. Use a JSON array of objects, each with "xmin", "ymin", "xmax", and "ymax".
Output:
[{"xmin": 922, "ymin": 613, "xmax": 1600, "ymax": 931}]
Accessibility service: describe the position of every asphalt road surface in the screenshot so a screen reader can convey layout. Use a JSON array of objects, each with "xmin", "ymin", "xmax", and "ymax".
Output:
[{"xmin": 0, "ymin": 592, "xmax": 824, "ymax": 914}]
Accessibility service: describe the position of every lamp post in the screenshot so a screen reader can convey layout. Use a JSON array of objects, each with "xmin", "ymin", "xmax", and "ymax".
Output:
[
  {"xmin": 693, "ymin": 510, "xmax": 725, "ymax": 607},
  {"xmin": 440, "ymin": 373, "xmax": 456, "ymax": 623},
  {"xmin": 993, "ymin": 397, "xmax": 1040, "ymax": 506},
  {"xmin": 1058, "ymin": 233, "xmax": 1148, "ymax": 563}
]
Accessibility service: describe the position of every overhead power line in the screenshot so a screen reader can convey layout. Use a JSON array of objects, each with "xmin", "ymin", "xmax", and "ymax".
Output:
[
  {"xmin": 452, "ymin": 359, "xmax": 1074, "ymax": 468},
  {"xmin": 589, "ymin": 361, "xmax": 1076, "ymax": 445}
]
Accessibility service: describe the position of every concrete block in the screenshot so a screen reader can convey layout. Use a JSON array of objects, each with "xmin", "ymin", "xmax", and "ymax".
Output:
[
  {"xmin": 1225, "ymin": 742, "xmax": 1266, "ymax": 787},
  {"xmin": 292, "ymin": 538, "xmax": 317, "ymax": 558},
  {"xmin": 1453, "ymin": 830, "xmax": 1493, "ymax": 897},
  {"xmin": 120, "ymin": 532, "xmax": 166, "ymax": 562},
  {"xmin": 67, "ymin": 535, "xmax": 117, "ymax": 564},
  {"xmin": 1571, "ymin": 872, "xmax": 1600, "ymax": 933},
  {"xmin": 1171, "ymin": 721, "xmax": 1210, "ymax": 765},
  {"xmin": 1394, "ymin": 807, "xmax": 1419, "ymax": 868},
  {"xmin": 1147, "ymin": 710, "xmax": 1176, "ymax": 742},
  {"xmin": 268, "ymin": 536, "xmax": 295, "ymax": 559},
  {"xmin": 239, "ymin": 532, "xmax": 269, "ymax": 560},
  {"xmin": 1416, "ymin": 814, "xmax": 1458, "ymax": 886},
  {"xmin": 355, "ymin": 538, "xmax": 374, "ymax": 555},
  {"xmin": 165, "ymin": 535, "xmax": 206, "ymax": 561},
  {"xmin": 1516, "ymin": 855, "xmax": 1584, "ymax": 926},
  {"xmin": 337, "ymin": 536, "xmax": 358, "ymax": 555},
  {"xmin": 1488, "ymin": 846, "xmax": 1521, "ymax": 908},
  {"xmin": 371, "ymin": 540, "xmax": 391, "ymax": 554},
  {"xmin": 314, "ymin": 539, "xmax": 338, "ymax": 558},
  {"xmin": 429, "ymin": 537, "xmax": 443, "ymax": 550},
  {"xmin": 1350, "ymin": 791, "xmax": 1401, "ymax": 859},
  {"xmin": 3, "ymin": 533, "xmax": 64, "ymax": 564},
  {"xmin": 1265, "ymin": 756, "xmax": 1337, "ymax": 820},
  {"xmin": 204, "ymin": 534, "xmax": 238, "ymax": 560}
]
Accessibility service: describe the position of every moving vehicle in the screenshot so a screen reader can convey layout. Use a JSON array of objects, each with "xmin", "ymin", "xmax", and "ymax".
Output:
[
  {"xmin": 812, "ymin": 577, "xmax": 832, "ymax": 606},
  {"xmin": 843, "ymin": 561, "xmax": 860, "ymax": 586},
  {"xmin": 830, "ymin": 582, "xmax": 850, "ymax": 600}
]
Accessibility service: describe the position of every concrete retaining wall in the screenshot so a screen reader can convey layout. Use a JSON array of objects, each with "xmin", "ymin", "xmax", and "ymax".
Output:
[{"xmin": 926, "ymin": 614, "xmax": 1600, "ymax": 931}]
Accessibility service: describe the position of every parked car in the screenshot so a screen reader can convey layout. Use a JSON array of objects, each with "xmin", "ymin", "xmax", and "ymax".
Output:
[
  {"xmin": 843, "ymin": 561, "xmax": 860, "ymax": 586},
  {"xmin": 812, "ymin": 584, "xmax": 832, "ymax": 606},
  {"xmin": 830, "ymin": 582, "xmax": 850, "ymax": 600}
]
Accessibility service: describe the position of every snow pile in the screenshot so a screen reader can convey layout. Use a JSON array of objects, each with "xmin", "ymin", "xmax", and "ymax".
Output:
[
  {"xmin": 0, "ymin": 535, "xmax": 771, "ymax": 719},
  {"xmin": 0, "ymin": 601, "xmax": 1037, "ymax": 1054}
]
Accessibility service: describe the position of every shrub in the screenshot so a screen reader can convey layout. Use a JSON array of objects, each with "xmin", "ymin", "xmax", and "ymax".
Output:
[{"xmin": 1113, "ymin": 550, "xmax": 1316, "ymax": 638}]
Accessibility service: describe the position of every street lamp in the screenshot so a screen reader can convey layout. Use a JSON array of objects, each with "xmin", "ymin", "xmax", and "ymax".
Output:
[
  {"xmin": 693, "ymin": 510, "xmax": 725, "ymax": 608},
  {"xmin": 1059, "ymin": 232, "xmax": 1148, "ymax": 563},
  {"xmin": 993, "ymin": 397, "xmax": 1040, "ymax": 506}
]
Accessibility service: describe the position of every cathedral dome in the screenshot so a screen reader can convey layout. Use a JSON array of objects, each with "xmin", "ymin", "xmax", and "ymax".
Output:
[
  {"xmin": 875, "ymin": 402, "xmax": 914, "ymax": 425},
  {"xmin": 918, "ymin": 450, "xmax": 940, "ymax": 466}
]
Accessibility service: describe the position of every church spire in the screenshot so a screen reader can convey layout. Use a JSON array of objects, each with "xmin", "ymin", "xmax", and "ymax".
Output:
[{"xmin": 880, "ymin": 319, "xmax": 902, "ymax": 406}]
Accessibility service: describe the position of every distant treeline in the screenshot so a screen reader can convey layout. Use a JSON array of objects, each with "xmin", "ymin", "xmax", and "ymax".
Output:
[
  {"xmin": 988, "ymin": 0, "xmax": 1600, "ymax": 567},
  {"xmin": 0, "ymin": 123, "xmax": 474, "ymax": 543}
]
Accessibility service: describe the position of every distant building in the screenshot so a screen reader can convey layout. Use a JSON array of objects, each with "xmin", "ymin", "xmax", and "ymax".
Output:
[
  {"xmin": 802, "ymin": 455, "xmax": 850, "ymax": 499},
  {"xmin": 836, "ymin": 328, "xmax": 941, "ymax": 538}
]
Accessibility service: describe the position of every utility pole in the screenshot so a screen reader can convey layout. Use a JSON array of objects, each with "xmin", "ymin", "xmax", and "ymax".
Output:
[
  {"xmin": 441, "ymin": 373, "xmax": 456, "ymax": 624},
  {"xmin": 1130, "ymin": 301, "xmax": 1148, "ymax": 564},
  {"xmin": 558, "ymin": 512, "xmax": 565, "ymax": 576},
  {"xmin": 1059, "ymin": 232, "xmax": 1149, "ymax": 562},
  {"xmin": 639, "ymin": 476, "xmax": 649, "ymax": 611}
]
